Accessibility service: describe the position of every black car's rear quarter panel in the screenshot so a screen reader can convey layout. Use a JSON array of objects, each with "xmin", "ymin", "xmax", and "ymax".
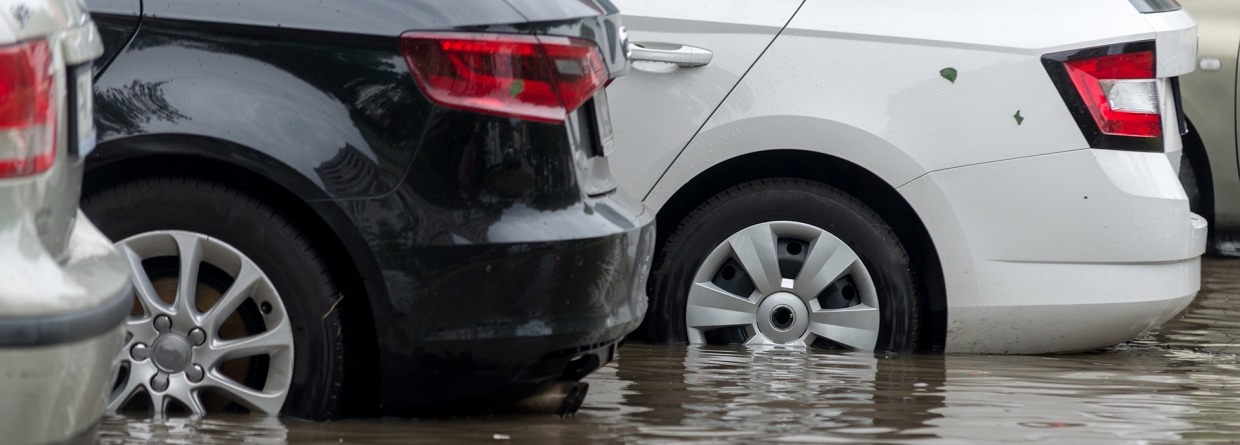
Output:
[{"xmin": 91, "ymin": 20, "xmax": 420, "ymax": 199}]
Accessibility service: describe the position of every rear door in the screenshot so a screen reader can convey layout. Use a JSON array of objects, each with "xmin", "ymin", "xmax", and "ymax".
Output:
[{"xmin": 607, "ymin": 0, "xmax": 802, "ymax": 198}]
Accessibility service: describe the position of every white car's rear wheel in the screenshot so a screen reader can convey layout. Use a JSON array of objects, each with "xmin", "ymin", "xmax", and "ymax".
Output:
[{"xmin": 646, "ymin": 178, "xmax": 920, "ymax": 352}]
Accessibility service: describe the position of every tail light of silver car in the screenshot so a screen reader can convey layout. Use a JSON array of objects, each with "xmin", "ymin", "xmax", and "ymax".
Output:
[
  {"xmin": 400, "ymin": 32, "xmax": 608, "ymax": 124},
  {"xmin": 1043, "ymin": 41, "xmax": 1166, "ymax": 152},
  {"xmin": 0, "ymin": 39, "xmax": 55, "ymax": 178}
]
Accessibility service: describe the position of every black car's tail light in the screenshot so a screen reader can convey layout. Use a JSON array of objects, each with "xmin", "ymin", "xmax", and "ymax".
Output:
[
  {"xmin": 0, "ymin": 39, "xmax": 56, "ymax": 178},
  {"xmin": 1042, "ymin": 41, "xmax": 1164, "ymax": 152},
  {"xmin": 401, "ymin": 32, "xmax": 608, "ymax": 124}
]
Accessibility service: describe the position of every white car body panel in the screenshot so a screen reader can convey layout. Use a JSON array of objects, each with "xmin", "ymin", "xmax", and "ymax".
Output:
[
  {"xmin": 608, "ymin": 0, "xmax": 801, "ymax": 197},
  {"xmin": 609, "ymin": 0, "xmax": 1204, "ymax": 353}
]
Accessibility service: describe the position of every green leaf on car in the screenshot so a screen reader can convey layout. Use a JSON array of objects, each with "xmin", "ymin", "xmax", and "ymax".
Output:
[
  {"xmin": 1013, "ymin": 110, "xmax": 1024, "ymax": 125},
  {"xmin": 940, "ymin": 67, "xmax": 957, "ymax": 83},
  {"xmin": 510, "ymin": 79, "xmax": 525, "ymax": 98}
]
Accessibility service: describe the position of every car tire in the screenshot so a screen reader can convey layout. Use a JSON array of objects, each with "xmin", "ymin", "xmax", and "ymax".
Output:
[
  {"xmin": 82, "ymin": 176, "xmax": 345, "ymax": 419},
  {"xmin": 644, "ymin": 178, "xmax": 919, "ymax": 352}
]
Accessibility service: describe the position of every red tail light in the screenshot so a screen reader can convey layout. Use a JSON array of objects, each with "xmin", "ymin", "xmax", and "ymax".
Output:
[
  {"xmin": 1063, "ymin": 51, "xmax": 1160, "ymax": 138},
  {"xmin": 1043, "ymin": 42, "xmax": 1165, "ymax": 152},
  {"xmin": 0, "ymin": 39, "xmax": 55, "ymax": 178},
  {"xmin": 400, "ymin": 32, "xmax": 608, "ymax": 124}
]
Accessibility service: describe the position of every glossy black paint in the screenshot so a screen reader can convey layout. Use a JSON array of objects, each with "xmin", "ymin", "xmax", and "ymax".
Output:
[
  {"xmin": 91, "ymin": 21, "xmax": 417, "ymax": 199},
  {"xmin": 84, "ymin": 0, "xmax": 651, "ymax": 416},
  {"xmin": 138, "ymin": 0, "xmax": 627, "ymax": 80},
  {"xmin": 87, "ymin": 0, "xmax": 140, "ymax": 75}
]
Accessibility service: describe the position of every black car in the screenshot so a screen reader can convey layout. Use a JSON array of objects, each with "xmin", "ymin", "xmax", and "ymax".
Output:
[{"xmin": 84, "ymin": 0, "xmax": 653, "ymax": 419}]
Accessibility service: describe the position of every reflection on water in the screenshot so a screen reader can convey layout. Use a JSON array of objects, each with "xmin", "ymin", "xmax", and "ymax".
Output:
[{"xmin": 101, "ymin": 258, "xmax": 1240, "ymax": 444}]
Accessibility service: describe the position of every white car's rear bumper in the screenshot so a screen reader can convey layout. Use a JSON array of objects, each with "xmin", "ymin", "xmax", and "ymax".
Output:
[{"xmin": 901, "ymin": 148, "xmax": 1206, "ymax": 353}]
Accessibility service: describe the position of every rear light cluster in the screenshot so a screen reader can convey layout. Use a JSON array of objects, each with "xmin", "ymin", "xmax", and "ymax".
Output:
[
  {"xmin": 401, "ymin": 32, "xmax": 608, "ymax": 124},
  {"xmin": 1043, "ymin": 41, "xmax": 1164, "ymax": 152},
  {"xmin": 1065, "ymin": 51, "xmax": 1160, "ymax": 138},
  {"xmin": 0, "ymin": 39, "xmax": 55, "ymax": 178}
]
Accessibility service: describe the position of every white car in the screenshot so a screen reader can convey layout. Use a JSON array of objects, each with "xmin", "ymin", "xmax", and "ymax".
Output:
[
  {"xmin": 609, "ymin": 0, "xmax": 1204, "ymax": 354},
  {"xmin": 0, "ymin": 0, "xmax": 127, "ymax": 442}
]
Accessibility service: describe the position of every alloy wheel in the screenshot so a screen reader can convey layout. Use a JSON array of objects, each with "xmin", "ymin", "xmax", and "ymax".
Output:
[{"xmin": 108, "ymin": 231, "xmax": 293, "ymax": 415}]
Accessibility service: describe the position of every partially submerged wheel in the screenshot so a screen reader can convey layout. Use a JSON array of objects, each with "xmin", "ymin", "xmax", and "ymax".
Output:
[
  {"xmin": 646, "ymin": 178, "xmax": 919, "ymax": 352},
  {"xmin": 110, "ymin": 231, "xmax": 293, "ymax": 415},
  {"xmin": 83, "ymin": 177, "xmax": 345, "ymax": 419}
]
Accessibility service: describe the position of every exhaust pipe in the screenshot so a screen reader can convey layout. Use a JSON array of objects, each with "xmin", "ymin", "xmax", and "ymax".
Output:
[{"xmin": 514, "ymin": 381, "xmax": 589, "ymax": 416}]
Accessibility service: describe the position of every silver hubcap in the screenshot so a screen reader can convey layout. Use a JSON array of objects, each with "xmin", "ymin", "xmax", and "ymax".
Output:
[
  {"xmin": 686, "ymin": 221, "xmax": 881, "ymax": 349},
  {"xmin": 109, "ymin": 231, "xmax": 294, "ymax": 415}
]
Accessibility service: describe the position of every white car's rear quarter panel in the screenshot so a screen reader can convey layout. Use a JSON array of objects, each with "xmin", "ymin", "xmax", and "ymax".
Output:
[{"xmin": 645, "ymin": 0, "xmax": 1184, "ymax": 210}]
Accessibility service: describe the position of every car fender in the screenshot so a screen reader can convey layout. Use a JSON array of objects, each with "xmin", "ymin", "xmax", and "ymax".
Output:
[
  {"xmin": 84, "ymin": 132, "xmax": 390, "ymax": 308},
  {"xmin": 644, "ymin": 115, "xmax": 923, "ymax": 211},
  {"xmin": 92, "ymin": 32, "xmax": 416, "ymax": 200}
]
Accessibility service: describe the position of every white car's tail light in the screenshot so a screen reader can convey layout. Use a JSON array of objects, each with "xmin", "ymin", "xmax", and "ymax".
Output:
[
  {"xmin": 400, "ymin": 32, "xmax": 608, "ymax": 124},
  {"xmin": 0, "ymin": 39, "xmax": 56, "ymax": 178},
  {"xmin": 1064, "ymin": 51, "xmax": 1160, "ymax": 138},
  {"xmin": 1043, "ymin": 42, "xmax": 1164, "ymax": 152}
]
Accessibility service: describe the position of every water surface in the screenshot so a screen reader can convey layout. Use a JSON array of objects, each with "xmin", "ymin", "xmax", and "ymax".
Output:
[{"xmin": 100, "ymin": 258, "xmax": 1240, "ymax": 444}]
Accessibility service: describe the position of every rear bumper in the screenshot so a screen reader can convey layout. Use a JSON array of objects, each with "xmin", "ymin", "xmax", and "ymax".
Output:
[
  {"xmin": 0, "ymin": 327, "xmax": 124, "ymax": 445},
  {"xmin": 0, "ymin": 211, "xmax": 130, "ymax": 443},
  {"xmin": 374, "ymin": 190, "xmax": 655, "ymax": 414},
  {"xmin": 901, "ymin": 148, "xmax": 1205, "ymax": 354}
]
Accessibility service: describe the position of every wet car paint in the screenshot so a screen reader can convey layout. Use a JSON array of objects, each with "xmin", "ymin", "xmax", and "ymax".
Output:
[
  {"xmin": 102, "ymin": 257, "xmax": 1240, "ymax": 443},
  {"xmin": 84, "ymin": 0, "xmax": 652, "ymax": 416}
]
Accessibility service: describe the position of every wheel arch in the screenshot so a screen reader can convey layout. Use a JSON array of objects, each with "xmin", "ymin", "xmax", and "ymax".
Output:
[
  {"xmin": 1181, "ymin": 118, "xmax": 1216, "ymax": 228},
  {"xmin": 651, "ymin": 148, "xmax": 947, "ymax": 351},
  {"xmin": 83, "ymin": 133, "xmax": 385, "ymax": 416}
]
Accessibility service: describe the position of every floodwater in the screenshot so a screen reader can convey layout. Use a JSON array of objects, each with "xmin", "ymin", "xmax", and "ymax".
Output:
[{"xmin": 100, "ymin": 258, "xmax": 1240, "ymax": 444}]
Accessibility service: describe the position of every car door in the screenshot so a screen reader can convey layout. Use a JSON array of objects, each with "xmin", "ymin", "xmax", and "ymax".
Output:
[{"xmin": 607, "ymin": 0, "xmax": 803, "ymax": 198}]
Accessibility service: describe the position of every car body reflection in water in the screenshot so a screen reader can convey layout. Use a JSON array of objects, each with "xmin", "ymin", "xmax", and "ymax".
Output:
[{"xmin": 100, "ymin": 259, "xmax": 1240, "ymax": 443}]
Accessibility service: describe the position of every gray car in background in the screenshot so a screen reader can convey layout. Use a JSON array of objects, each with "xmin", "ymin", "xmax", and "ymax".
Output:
[
  {"xmin": 0, "ymin": 0, "xmax": 130, "ymax": 442},
  {"xmin": 1178, "ymin": 0, "xmax": 1240, "ymax": 254}
]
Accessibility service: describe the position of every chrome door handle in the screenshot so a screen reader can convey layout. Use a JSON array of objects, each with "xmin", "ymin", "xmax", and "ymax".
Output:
[{"xmin": 628, "ymin": 43, "xmax": 712, "ymax": 67}]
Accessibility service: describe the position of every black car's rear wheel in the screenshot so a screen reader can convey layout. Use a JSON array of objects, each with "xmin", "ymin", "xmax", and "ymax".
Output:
[
  {"xmin": 83, "ymin": 177, "xmax": 345, "ymax": 419},
  {"xmin": 645, "ymin": 178, "xmax": 920, "ymax": 352}
]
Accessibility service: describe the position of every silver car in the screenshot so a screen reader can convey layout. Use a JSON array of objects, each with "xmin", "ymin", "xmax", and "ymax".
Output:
[{"xmin": 0, "ymin": 0, "xmax": 129, "ymax": 442}]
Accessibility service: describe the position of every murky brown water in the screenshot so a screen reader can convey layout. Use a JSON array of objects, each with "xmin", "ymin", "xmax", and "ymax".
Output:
[{"xmin": 100, "ymin": 258, "xmax": 1240, "ymax": 444}]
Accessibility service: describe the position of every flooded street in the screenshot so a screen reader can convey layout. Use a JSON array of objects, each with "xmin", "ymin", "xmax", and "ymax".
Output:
[{"xmin": 101, "ymin": 258, "xmax": 1240, "ymax": 444}]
